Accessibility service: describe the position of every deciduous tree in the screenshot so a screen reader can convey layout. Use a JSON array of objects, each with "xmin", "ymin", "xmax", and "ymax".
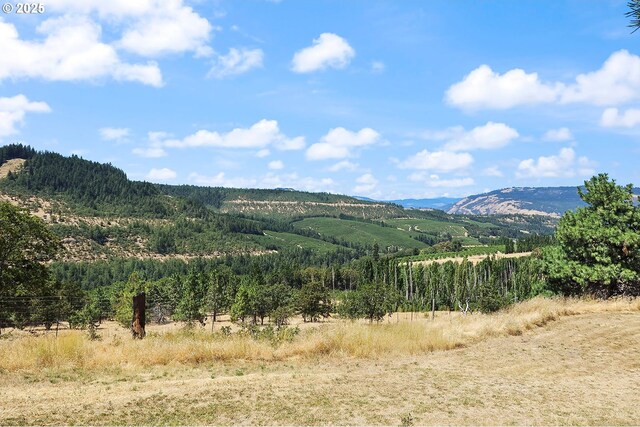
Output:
[{"xmin": 0, "ymin": 202, "xmax": 60, "ymax": 330}]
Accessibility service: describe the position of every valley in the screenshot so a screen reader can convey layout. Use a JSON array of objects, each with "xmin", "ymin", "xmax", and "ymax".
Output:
[{"xmin": 0, "ymin": 145, "xmax": 555, "ymax": 264}]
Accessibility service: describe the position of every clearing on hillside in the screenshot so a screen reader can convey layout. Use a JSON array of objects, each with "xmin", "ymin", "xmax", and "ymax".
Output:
[{"xmin": 0, "ymin": 158, "xmax": 25, "ymax": 179}]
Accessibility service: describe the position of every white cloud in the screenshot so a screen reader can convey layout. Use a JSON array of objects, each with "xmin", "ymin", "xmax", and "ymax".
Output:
[
  {"xmin": 306, "ymin": 127, "xmax": 380, "ymax": 160},
  {"xmin": 482, "ymin": 166, "xmax": 504, "ymax": 177},
  {"xmin": 356, "ymin": 173, "xmax": 378, "ymax": 184},
  {"xmin": 268, "ymin": 160, "xmax": 284, "ymax": 170},
  {"xmin": 328, "ymin": 160, "xmax": 359, "ymax": 172},
  {"xmin": 189, "ymin": 172, "xmax": 257, "ymax": 188},
  {"xmin": 446, "ymin": 65, "xmax": 559, "ymax": 110},
  {"xmin": 322, "ymin": 127, "xmax": 380, "ymax": 147},
  {"xmin": 600, "ymin": 107, "xmax": 640, "ymax": 128},
  {"xmin": 291, "ymin": 33, "xmax": 355, "ymax": 73},
  {"xmin": 399, "ymin": 150, "xmax": 473, "ymax": 172},
  {"xmin": 255, "ymin": 149, "xmax": 270, "ymax": 158},
  {"xmin": 99, "ymin": 127, "xmax": 129, "ymax": 141},
  {"xmin": 146, "ymin": 167, "xmax": 176, "ymax": 181},
  {"xmin": 276, "ymin": 136, "xmax": 306, "ymax": 150},
  {"xmin": 443, "ymin": 122, "xmax": 519, "ymax": 151},
  {"xmin": 516, "ymin": 147, "xmax": 595, "ymax": 178},
  {"xmin": 429, "ymin": 177, "xmax": 474, "ymax": 188},
  {"xmin": 208, "ymin": 48, "xmax": 264, "ymax": 78},
  {"xmin": 306, "ymin": 144, "xmax": 350, "ymax": 160},
  {"xmin": 148, "ymin": 131, "xmax": 172, "ymax": 143},
  {"xmin": 0, "ymin": 16, "xmax": 163, "ymax": 86},
  {"xmin": 261, "ymin": 173, "xmax": 335, "ymax": 192},
  {"xmin": 188, "ymin": 171, "xmax": 335, "ymax": 193},
  {"xmin": 0, "ymin": 94, "xmax": 51, "ymax": 138},
  {"xmin": 132, "ymin": 147, "xmax": 167, "ymax": 158},
  {"xmin": 46, "ymin": 0, "xmax": 213, "ymax": 58},
  {"xmin": 132, "ymin": 131, "xmax": 171, "ymax": 157},
  {"xmin": 118, "ymin": 9, "xmax": 212, "ymax": 57},
  {"xmin": 446, "ymin": 50, "xmax": 640, "ymax": 110},
  {"xmin": 164, "ymin": 119, "xmax": 305, "ymax": 151},
  {"xmin": 408, "ymin": 172, "xmax": 474, "ymax": 188},
  {"xmin": 542, "ymin": 127, "xmax": 573, "ymax": 141},
  {"xmin": 0, "ymin": 0, "xmax": 219, "ymax": 85},
  {"xmin": 353, "ymin": 173, "xmax": 378, "ymax": 194},
  {"xmin": 560, "ymin": 50, "xmax": 640, "ymax": 106}
]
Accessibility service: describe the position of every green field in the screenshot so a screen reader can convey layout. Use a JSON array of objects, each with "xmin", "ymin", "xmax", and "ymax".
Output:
[
  {"xmin": 258, "ymin": 231, "xmax": 350, "ymax": 253},
  {"xmin": 293, "ymin": 217, "xmax": 428, "ymax": 249},
  {"xmin": 460, "ymin": 219, "xmax": 502, "ymax": 229},
  {"xmin": 385, "ymin": 218, "xmax": 466, "ymax": 235},
  {"xmin": 385, "ymin": 218, "xmax": 483, "ymax": 245}
]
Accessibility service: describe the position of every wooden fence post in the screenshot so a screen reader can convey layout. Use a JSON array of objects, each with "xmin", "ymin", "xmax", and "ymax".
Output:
[{"xmin": 131, "ymin": 292, "xmax": 146, "ymax": 339}]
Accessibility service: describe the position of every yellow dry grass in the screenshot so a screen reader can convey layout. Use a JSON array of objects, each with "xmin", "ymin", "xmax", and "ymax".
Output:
[
  {"xmin": 411, "ymin": 250, "xmax": 533, "ymax": 266},
  {"xmin": 1, "ymin": 296, "xmax": 638, "ymax": 372},
  {"xmin": 2, "ymin": 296, "xmax": 640, "ymax": 425}
]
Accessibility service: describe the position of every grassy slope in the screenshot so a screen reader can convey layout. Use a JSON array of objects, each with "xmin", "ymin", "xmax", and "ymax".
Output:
[
  {"xmin": 293, "ymin": 217, "xmax": 428, "ymax": 249},
  {"xmin": 384, "ymin": 218, "xmax": 483, "ymax": 245},
  {"xmin": 257, "ymin": 231, "xmax": 351, "ymax": 254},
  {"xmin": 385, "ymin": 218, "xmax": 468, "ymax": 236},
  {"xmin": 1, "ymin": 298, "xmax": 639, "ymax": 425}
]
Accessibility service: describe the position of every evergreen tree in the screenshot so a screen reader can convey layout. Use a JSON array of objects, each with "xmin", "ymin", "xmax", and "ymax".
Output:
[
  {"xmin": 543, "ymin": 174, "xmax": 640, "ymax": 296},
  {"xmin": 207, "ymin": 267, "xmax": 233, "ymax": 324}
]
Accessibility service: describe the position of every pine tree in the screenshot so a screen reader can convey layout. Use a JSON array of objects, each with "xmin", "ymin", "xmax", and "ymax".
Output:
[{"xmin": 543, "ymin": 174, "xmax": 640, "ymax": 296}]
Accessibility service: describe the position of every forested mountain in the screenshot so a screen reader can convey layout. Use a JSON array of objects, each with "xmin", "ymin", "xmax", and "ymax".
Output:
[
  {"xmin": 0, "ymin": 144, "xmax": 402, "ymax": 219},
  {"xmin": 0, "ymin": 144, "xmax": 197, "ymax": 218},
  {"xmin": 0, "ymin": 144, "xmax": 553, "ymax": 263},
  {"xmin": 158, "ymin": 184, "xmax": 404, "ymax": 218}
]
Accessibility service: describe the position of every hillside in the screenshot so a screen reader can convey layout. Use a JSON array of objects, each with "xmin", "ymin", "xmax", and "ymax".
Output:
[
  {"xmin": 158, "ymin": 184, "xmax": 405, "ymax": 219},
  {"xmin": 0, "ymin": 144, "xmax": 554, "ymax": 262},
  {"xmin": 447, "ymin": 187, "xmax": 586, "ymax": 217}
]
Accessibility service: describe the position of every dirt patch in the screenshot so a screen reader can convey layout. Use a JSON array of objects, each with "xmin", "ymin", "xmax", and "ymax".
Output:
[
  {"xmin": 412, "ymin": 251, "xmax": 533, "ymax": 266},
  {"xmin": 0, "ymin": 158, "xmax": 25, "ymax": 178}
]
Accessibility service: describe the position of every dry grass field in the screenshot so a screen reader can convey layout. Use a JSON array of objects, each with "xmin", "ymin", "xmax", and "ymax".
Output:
[{"xmin": 1, "ymin": 297, "xmax": 639, "ymax": 425}]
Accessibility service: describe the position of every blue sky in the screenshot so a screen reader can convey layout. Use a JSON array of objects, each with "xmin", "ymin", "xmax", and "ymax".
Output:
[{"xmin": 1, "ymin": 0, "xmax": 639, "ymax": 199}]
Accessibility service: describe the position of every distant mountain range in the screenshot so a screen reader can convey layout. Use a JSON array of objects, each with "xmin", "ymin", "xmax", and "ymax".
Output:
[
  {"xmin": 360, "ymin": 185, "xmax": 640, "ymax": 218},
  {"xmin": 384, "ymin": 197, "xmax": 462, "ymax": 210},
  {"xmin": 447, "ymin": 186, "xmax": 640, "ymax": 217},
  {"xmin": 3, "ymin": 143, "xmax": 635, "ymax": 221}
]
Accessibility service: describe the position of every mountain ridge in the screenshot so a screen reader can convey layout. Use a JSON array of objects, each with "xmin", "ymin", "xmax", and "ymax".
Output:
[{"xmin": 447, "ymin": 186, "xmax": 640, "ymax": 217}]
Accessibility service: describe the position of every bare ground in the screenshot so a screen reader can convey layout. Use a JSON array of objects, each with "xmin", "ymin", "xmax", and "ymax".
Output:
[
  {"xmin": 0, "ymin": 158, "xmax": 25, "ymax": 179},
  {"xmin": 1, "ymin": 311, "xmax": 639, "ymax": 425},
  {"xmin": 412, "ymin": 251, "xmax": 533, "ymax": 266}
]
